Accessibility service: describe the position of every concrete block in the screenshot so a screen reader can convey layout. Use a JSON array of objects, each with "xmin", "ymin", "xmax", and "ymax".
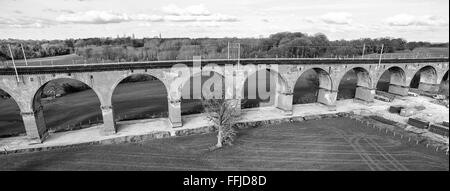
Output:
[
  {"xmin": 388, "ymin": 84, "xmax": 408, "ymax": 96},
  {"xmin": 355, "ymin": 86, "xmax": 374, "ymax": 103},
  {"xmin": 277, "ymin": 92, "xmax": 293, "ymax": 114},
  {"xmin": 389, "ymin": 105, "xmax": 403, "ymax": 114},
  {"xmin": 418, "ymin": 82, "xmax": 439, "ymax": 93},
  {"xmin": 317, "ymin": 88, "xmax": 337, "ymax": 106},
  {"xmin": 400, "ymin": 108, "xmax": 416, "ymax": 117}
]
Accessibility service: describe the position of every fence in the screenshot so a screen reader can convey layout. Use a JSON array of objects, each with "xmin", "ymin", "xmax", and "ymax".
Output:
[
  {"xmin": 49, "ymin": 112, "xmax": 169, "ymax": 133},
  {"xmin": 1, "ymin": 54, "xmax": 448, "ymax": 68},
  {"xmin": 115, "ymin": 112, "xmax": 168, "ymax": 122}
]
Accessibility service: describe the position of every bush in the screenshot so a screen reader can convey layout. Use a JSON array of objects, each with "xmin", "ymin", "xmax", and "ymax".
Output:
[
  {"xmin": 62, "ymin": 83, "xmax": 90, "ymax": 94},
  {"xmin": 0, "ymin": 90, "xmax": 10, "ymax": 99}
]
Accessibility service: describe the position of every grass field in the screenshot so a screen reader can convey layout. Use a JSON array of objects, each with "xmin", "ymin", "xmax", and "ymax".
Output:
[
  {"xmin": 2, "ymin": 46, "xmax": 447, "ymax": 68},
  {"xmin": 1, "ymin": 54, "xmax": 85, "ymax": 67},
  {"xmin": 364, "ymin": 47, "xmax": 449, "ymax": 59},
  {"xmin": 0, "ymin": 118, "xmax": 447, "ymax": 171}
]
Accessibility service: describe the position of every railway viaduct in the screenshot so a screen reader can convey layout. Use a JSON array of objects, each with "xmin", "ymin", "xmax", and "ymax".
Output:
[{"xmin": 0, "ymin": 58, "xmax": 448, "ymax": 143}]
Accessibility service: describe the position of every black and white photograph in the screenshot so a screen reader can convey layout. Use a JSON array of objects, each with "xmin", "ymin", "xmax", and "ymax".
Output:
[{"xmin": 0, "ymin": 0, "xmax": 448, "ymax": 178}]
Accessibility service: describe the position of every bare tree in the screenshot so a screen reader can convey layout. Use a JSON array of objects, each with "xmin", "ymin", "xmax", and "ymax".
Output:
[{"xmin": 202, "ymin": 96, "xmax": 241, "ymax": 149}]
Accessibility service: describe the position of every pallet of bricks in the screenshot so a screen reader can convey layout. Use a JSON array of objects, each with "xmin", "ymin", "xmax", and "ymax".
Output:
[
  {"xmin": 429, "ymin": 123, "xmax": 449, "ymax": 137},
  {"xmin": 428, "ymin": 121, "xmax": 449, "ymax": 137},
  {"xmin": 408, "ymin": 118, "xmax": 449, "ymax": 137},
  {"xmin": 409, "ymin": 88, "xmax": 436, "ymax": 98},
  {"xmin": 407, "ymin": 117, "xmax": 430, "ymax": 129}
]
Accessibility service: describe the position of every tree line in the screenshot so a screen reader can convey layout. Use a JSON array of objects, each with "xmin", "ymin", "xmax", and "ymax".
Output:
[{"xmin": 1, "ymin": 32, "xmax": 448, "ymax": 62}]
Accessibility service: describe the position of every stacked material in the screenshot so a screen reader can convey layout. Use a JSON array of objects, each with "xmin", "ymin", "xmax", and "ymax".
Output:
[
  {"xmin": 443, "ymin": 121, "xmax": 449, "ymax": 127},
  {"xmin": 429, "ymin": 124, "xmax": 449, "ymax": 137},
  {"xmin": 407, "ymin": 118, "xmax": 430, "ymax": 129}
]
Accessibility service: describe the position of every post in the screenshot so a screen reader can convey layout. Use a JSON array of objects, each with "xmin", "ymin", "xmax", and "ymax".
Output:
[
  {"xmin": 20, "ymin": 43, "xmax": 28, "ymax": 66},
  {"xmin": 237, "ymin": 43, "xmax": 241, "ymax": 65},
  {"xmin": 378, "ymin": 44, "xmax": 384, "ymax": 68},
  {"xmin": 362, "ymin": 43, "xmax": 366, "ymax": 58},
  {"xmin": 227, "ymin": 41, "xmax": 230, "ymax": 60},
  {"xmin": 8, "ymin": 44, "xmax": 20, "ymax": 82}
]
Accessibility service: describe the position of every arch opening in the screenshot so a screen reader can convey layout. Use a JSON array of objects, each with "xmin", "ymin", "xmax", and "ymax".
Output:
[
  {"xmin": 181, "ymin": 71, "xmax": 226, "ymax": 115},
  {"xmin": 241, "ymin": 69, "xmax": 276, "ymax": 109},
  {"xmin": 33, "ymin": 78, "xmax": 103, "ymax": 133},
  {"xmin": 376, "ymin": 66, "xmax": 407, "ymax": 96},
  {"xmin": 112, "ymin": 74, "xmax": 168, "ymax": 122},
  {"xmin": 409, "ymin": 66, "xmax": 438, "ymax": 93},
  {"xmin": 438, "ymin": 70, "xmax": 449, "ymax": 96},
  {"xmin": 293, "ymin": 68, "xmax": 332, "ymax": 104},
  {"xmin": 0, "ymin": 89, "xmax": 25, "ymax": 138},
  {"xmin": 337, "ymin": 68, "xmax": 372, "ymax": 100}
]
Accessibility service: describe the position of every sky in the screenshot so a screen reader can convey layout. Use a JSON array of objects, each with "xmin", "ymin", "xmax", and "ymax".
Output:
[{"xmin": 0, "ymin": 0, "xmax": 449, "ymax": 42}]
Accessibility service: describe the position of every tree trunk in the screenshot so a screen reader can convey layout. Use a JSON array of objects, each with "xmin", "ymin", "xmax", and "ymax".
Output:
[{"xmin": 216, "ymin": 126, "xmax": 223, "ymax": 148}]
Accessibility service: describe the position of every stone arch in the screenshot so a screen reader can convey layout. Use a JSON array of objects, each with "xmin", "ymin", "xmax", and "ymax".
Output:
[
  {"xmin": 0, "ymin": 87, "xmax": 26, "ymax": 138},
  {"xmin": 238, "ymin": 65, "xmax": 291, "ymax": 96},
  {"xmin": 338, "ymin": 67, "xmax": 373, "ymax": 89},
  {"xmin": 108, "ymin": 72, "xmax": 169, "ymax": 105},
  {"xmin": 111, "ymin": 73, "xmax": 169, "ymax": 125},
  {"xmin": 0, "ymin": 85, "xmax": 18, "ymax": 104},
  {"xmin": 442, "ymin": 70, "xmax": 449, "ymax": 83},
  {"xmin": 376, "ymin": 66, "xmax": 407, "ymax": 87},
  {"xmin": 32, "ymin": 78, "xmax": 104, "ymax": 136},
  {"xmin": 180, "ymin": 69, "xmax": 226, "ymax": 115},
  {"xmin": 337, "ymin": 67, "xmax": 374, "ymax": 102},
  {"xmin": 410, "ymin": 65, "xmax": 439, "ymax": 93},
  {"xmin": 240, "ymin": 66, "xmax": 292, "ymax": 114},
  {"xmin": 376, "ymin": 66, "xmax": 408, "ymax": 96},
  {"xmin": 438, "ymin": 70, "xmax": 449, "ymax": 96},
  {"xmin": 293, "ymin": 68, "xmax": 335, "ymax": 106}
]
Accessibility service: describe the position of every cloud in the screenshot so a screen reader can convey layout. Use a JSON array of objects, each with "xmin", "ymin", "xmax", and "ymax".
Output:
[
  {"xmin": 44, "ymin": 8, "xmax": 75, "ymax": 14},
  {"xmin": 131, "ymin": 14, "xmax": 164, "ymax": 22},
  {"xmin": 164, "ymin": 15, "xmax": 197, "ymax": 22},
  {"xmin": 0, "ymin": 7, "xmax": 238, "ymax": 29},
  {"xmin": 54, "ymin": 9, "xmax": 238, "ymax": 24},
  {"xmin": 163, "ymin": 14, "xmax": 238, "ymax": 23},
  {"xmin": 302, "ymin": 12, "xmax": 353, "ymax": 25},
  {"xmin": 160, "ymin": 4, "xmax": 238, "ymax": 23},
  {"xmin": 162, "ymin": 4, "xmax": 211, "ymax": 16},
  {"xmin": 56, "ymin": 10, "xmax": 131, "ymax": 24},
  {"xmin": 385, "ymin": 14, "xmax": 449, "ymax": 26},
  {"xmin": 180, "ymin": 22, "xmax": 221, "ymax": 28},
  {"xmin": 55, "ymin": 10, "xmax": 165, "ymax": 24},
  {"xmin": 0, "ymin": 17, "xmax": 55, "ymax": 28},
  {"xmin": 195, "ymin": 14, "xmax": 239, "ymax": 22},
  {"xmin": 320, "ymin": 12, "xmax": 353, "ymax": 25}
]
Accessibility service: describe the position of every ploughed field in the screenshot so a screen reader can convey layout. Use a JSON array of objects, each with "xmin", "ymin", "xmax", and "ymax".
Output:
[{"xmin": 0, "ymin": 118, "xmax": 447, "ymax": 171}]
